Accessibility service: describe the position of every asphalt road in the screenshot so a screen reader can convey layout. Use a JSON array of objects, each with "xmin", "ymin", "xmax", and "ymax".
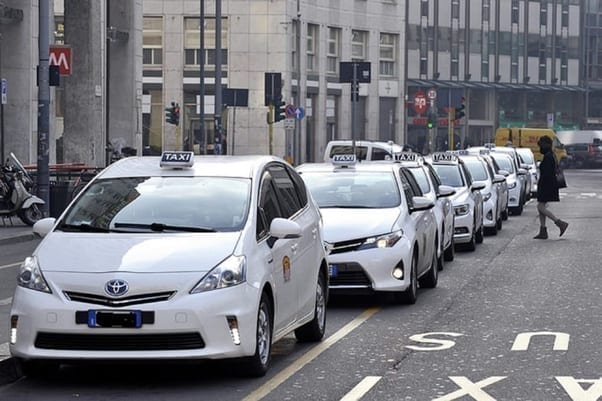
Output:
[{"xmin": 0, "ymin": 169, "xmax": 600, "ymax": 401}]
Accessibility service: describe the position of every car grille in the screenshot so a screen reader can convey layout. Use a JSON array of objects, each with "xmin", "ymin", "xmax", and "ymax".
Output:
[
  {"xmin": 329, "ymin": 262, "xmax": 371, "ymax": 287},
  {"xmin": 329, "ymin": 238, "xmax": 366, "ymax": 255},
  {"xmin": 63, "ymin": 291, "xmax": 176, "ymax": 307},
  {"xmin": 34, "ymin": 332, "xmax": 205, "ymax": 351}
]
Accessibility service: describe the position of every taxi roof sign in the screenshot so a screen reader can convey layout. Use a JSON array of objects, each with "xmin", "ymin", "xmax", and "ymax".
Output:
[
  {"xmin": 332, "ymin": 153, "xmax": 357, "ymax": 166},
  {"xmin": 395, "ymin": 152, "xmax": 422, "ymax": 163},
  {"xmin": 431, "ymin": 152, "xmax": 459, "ymax": 163},
  {"xmin": 160, "ymin": 151, "xmax": 195, "ymax": 168}
]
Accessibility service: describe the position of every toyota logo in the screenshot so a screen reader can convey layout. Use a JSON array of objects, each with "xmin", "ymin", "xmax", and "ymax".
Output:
[{"xmin": 105, "ymin": 279, "xmax": 129, "ymax": 297}]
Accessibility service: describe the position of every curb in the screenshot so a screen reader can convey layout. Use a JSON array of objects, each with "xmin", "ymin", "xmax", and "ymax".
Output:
[{"xmin": 0, "ymin": 357, "xmax": 22, "ymax": 386}]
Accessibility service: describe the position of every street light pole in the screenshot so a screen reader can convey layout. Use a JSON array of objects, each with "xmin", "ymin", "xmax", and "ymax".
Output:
[
  {"xmin": 214, "ymin": 0, "xmax": 222, "ymax": 155},
  {"xmin": 199, "ymin": 0, "xmax": 205, "ymax": 153},
  {"xmin": 37, "ymin": 0, "xmax": 51, "ymax": 216}
]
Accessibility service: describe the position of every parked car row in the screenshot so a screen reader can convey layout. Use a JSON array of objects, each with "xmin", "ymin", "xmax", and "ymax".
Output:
[{"xmin": 8, "ymin": 144, "xmax": 540, "ymax": 378}]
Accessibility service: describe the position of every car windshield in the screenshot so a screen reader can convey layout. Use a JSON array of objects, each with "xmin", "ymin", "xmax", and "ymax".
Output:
[
  {"xmin": 431, "ymin": 164, "xmax": 465, "ymax": 187},
  {"xmin": 59, "ymin": 176, "xmax": 251, "ymax": 232},
  {"xmin": 300, "ymin": 171, "xmax": 401, "ymax": 208},
  {"xmin": 462, "ymin": 159, "xmax": 489, "ymax": 181},
  {"xmin": 491, "ymin": 155, "xmax": 515, "ymax": 173},
  {"xmin": 517, "ymin": 150, "xmax": 535, "ymax": 164}
]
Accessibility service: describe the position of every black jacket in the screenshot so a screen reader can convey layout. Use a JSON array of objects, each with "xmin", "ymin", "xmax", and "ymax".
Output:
[{"xmin": 537, "ymin": 150, "xmax": 559, "ymax": 202}]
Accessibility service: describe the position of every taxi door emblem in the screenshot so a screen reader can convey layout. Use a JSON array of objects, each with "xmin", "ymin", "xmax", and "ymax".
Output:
[{"xmin": 283, "ymin": 256, "xmax": 291, "ymax": 282}]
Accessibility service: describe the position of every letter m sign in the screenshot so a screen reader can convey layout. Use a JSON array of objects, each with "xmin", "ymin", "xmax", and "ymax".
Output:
[{"xmin": 49, "ymin": 46, "xmax": 72, "ymax": 75}]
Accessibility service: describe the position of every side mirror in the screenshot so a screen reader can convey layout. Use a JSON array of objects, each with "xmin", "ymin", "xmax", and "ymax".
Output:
[
  {"xmin": 270, "ymin": 218, "xmax": 302, "ymax": 240},
  {"xmin": 437, "ymin": 184, "xmax": 456, "ymax": 198},
  {"xmin": 33, "ymin": 217, "xmax": 57, "ymax": 238},
  {"xmin": 493, "ymin": 174, "xmax": 506, "ymax": 184},
  {"xmin": 471, "ymin": 182, "xmax": 486, "ymax": 191},
  {"xmin": 520, "ymin": 163, "xmax": 531, "ymax": 170},
  {"xmin": 410, "ymin": 196, "xmax": 435, "ymax": 212},
  {"xmin": 498, "ymin": 169, "xmax": 510, "ymax": 177},
  {"xmin": 517, "ymin": 168, "xmax": 528, "ymax": 176}
]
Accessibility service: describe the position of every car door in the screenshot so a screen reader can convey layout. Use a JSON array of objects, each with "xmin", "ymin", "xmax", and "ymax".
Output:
[
  {"xmin": 268, "ymin": 163, "xmax": 320, "ymax": 320},
  {"xmin": 398, "ymin": 168, "xmax": 436, "ymax": 276},
  {"xmin": 257, "ymin": 169, "xmax": 297, "ymax": 334}
]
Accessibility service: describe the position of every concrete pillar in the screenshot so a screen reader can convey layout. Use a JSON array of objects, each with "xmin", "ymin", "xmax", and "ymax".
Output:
[
  {"xmin": 63, "ymin": 0, "xmax": 105, "ymax": 166},
  {"xmin": 107, "ymin": 0, "xmax": 143, "ymax": 157}
]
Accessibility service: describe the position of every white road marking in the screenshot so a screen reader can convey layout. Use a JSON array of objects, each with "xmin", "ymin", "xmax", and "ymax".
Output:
[
  {"xmin": 340, "ymin": 376, "xmax": 382, "ymax": 401},
  {"xmin": 433, "ymin": 376, "xmax": 507, "ymax": 401},
  {"xmin": 0, "ymin": 297, "xmax": 12, "ymax": 306},
  {"xmin": 242, "ymin": 307, "xmax": 380, "ymax": 401},
  {"xmin": 0, "ymin": 262, "xmax": 20, "ymax": 271}
]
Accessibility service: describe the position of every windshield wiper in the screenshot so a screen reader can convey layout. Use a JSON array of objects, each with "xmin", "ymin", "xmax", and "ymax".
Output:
[
  {"xmin": 113, "ymin": 222, "xmax": 217, "ymax": 233},
  {"xmin": 57, "ymin": 223, "xmax": 113, "ymax": 233}
]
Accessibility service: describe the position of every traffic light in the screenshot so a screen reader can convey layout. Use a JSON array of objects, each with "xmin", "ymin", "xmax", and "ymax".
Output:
[
  {"xmin": 455, "ymin": 97, "xmax": 466, "ymax": 121},
  {"xmin": 427, "ymin": 112, "xmax": 436, "ymax": 129},
  {"xmin": 274, "ymin": 95, "xmax": 286, "ymax": 123},
  {"xmin": 165, "ymin": 102, "xmax": 180, "ymax": 125}
]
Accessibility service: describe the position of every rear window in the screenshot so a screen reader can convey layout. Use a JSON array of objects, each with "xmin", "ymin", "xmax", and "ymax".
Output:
[{"xmin": 329, "ymin": 145, "xmax": 369, "ymax": 160}]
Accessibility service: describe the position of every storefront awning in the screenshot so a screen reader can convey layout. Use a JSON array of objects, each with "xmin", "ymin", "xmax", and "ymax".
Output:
[{"xmin": 407, "ymin": 79, "xmax": 586, "ymax": 92}]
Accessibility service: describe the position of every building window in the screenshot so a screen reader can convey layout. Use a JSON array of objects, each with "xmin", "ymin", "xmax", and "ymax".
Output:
[
  {"xmin": 54, "ymin": 17, "xmax": 64, "ymax": 45},
  {"xmin": 482, "ymin": 1, "xmax": 490, "ymax": 23},
  {"xmin": 540, "ymin": 1, "xmax": 548, "ymax": 26},
  {"xmin": 307, "ymin": 24, "xmax": 318, "ymax": 73},
  {"xmin": 511, "ymin": 0, "xmax": 519, "ymax": 24},
  {"xmin": 143, "ymin": 17, "xmax": 163, "ymax": 66},
  {"xmin": 184, "ymin": 17, "xmax": 228, "ymax": 70},
  {"xmin": 379, "ymin": 33, "xmax": 397, "ymax": 77},
  {"xmin": 352, "ymin": 30, "xmax": 367, "ymax": 61},
  {"xmin": 327, "ymin": 27, "xmax": 341, "ymax": 75}
]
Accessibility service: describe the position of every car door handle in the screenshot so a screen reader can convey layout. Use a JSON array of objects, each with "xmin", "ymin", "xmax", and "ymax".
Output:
[
  {"xmin": 291, "ymin": 244, "xmax": 298, "ymax": 253},
  {"xmin": 312, "ymin": 228, "xmax": 317, "ymax": 239}
]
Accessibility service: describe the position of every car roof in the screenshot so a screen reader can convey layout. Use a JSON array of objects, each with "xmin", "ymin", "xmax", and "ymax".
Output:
[
  {"xmin": 297, "ymin": 161, "xmax": 400, "ymax": 173},
  {"xmin": 97, "ymin": 155, "xmax": 285, "ymax": 179}
]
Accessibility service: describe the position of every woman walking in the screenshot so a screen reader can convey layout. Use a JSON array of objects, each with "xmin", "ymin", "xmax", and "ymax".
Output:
[{"xmin": 533, "ymin": 135, "xmax": 569, "ymax": 239}]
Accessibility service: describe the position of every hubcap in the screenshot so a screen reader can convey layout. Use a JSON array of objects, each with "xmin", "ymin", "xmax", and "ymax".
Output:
[
  {"xmin": 257, "ymin": 305, "xmax": 270, "ymax": 365},
  {"xmin": 315, "ymin": 279, "xmax": 326, "ymax": 330}
]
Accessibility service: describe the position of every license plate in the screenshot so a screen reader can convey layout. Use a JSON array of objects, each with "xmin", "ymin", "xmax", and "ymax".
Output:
[
  {"xmin": 87, "ymin": 310, "xmax": 143, "ymax": 328},
  {"xmin": 329, "ymin": 264, "xmax": 338, "ymax": 277}
]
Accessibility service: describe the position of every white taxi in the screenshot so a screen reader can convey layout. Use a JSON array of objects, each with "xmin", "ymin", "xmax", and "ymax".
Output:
[
  {"xmin": 457, "ymin": 152, "xmax": 507, "ymax": 235},
  {"xmin": 428, "ymin": 152, "xmax": 485, "ymax": 252},
  {"xmin": 393, "ymin": 152, "xmax": 456, "ymax": 267},
  {"xmin": 297, "ymin": 155, "xmax": 439, "ymax": 305},
  {"xmin": 10, "ymin": 152, "xmax": 328, "ymax": 377}
]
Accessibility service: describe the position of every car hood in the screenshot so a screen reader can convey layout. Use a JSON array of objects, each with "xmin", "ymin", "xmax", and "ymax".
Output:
[
  {"xmin": 319, "ymin": 208, "xmax": 400, "ymax": 242},
  {"xmin": 35, "ymin": 232, "xmax": 241, "ymax": 273}
]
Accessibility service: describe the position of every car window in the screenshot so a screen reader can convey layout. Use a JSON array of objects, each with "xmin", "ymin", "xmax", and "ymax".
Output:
[
  {"xmin": 286, "ymin": 164, "xmax": 308, "ymax": 207},
  {"xmin": 268, "ymin": 163, "xmax": 302, "ymax": 218},
  {"xmin": 257, "ymin": 172, "xmax": 283, "ymax": 239},
  {"xmin": 431, "ymin": 164, "xmax": 465, "ymax": 187},
  {"xmin": 300, "ymin": 171, "xmax": 400, "ymax": 208},
  {"xmin": 409, "ymin": 166, "xmax": 431, "ymax": 194},
  {"xmin": 62, "ymin": 176, "xmax": 251, "ymax": 232},
  {"xmin": 463, "ymin": 159, "xmax": 489, "ymax": 181},
  {"xmin": 398, "ymin": 168, "xmax": 423, "ymax": 208},
  {"xmin": 491, "ymin": 154, "xmax": 515, "ymax": 173},
  {"xmin": 371, "ymin": 147, "xmax": 392, "ymax": 160},
  {"xmin": 329, "ymin": 145, "xmax": 368, "ymax": 160}
]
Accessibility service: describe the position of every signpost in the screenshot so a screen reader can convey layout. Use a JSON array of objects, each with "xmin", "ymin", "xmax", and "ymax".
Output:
[
  {"xmin": 223, "ymin": 88, "xmax": 249, "ymax": 155},
  {"xmin": 340, "ymin": 61, "xmax": 371, "ymax": 154},
  {"xmin": 0, "ymin": 78, "xmax": 6, "ymax": 162}
]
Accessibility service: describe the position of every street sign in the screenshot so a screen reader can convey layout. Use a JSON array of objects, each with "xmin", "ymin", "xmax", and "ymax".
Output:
[
  {"xmin": 339, "ymin": 62, "xmax": 371, "ymax": 83},
  {"xmin": 294, "ymin": 106, "xmax": 305, "ymax": 120},
  {"xmin": 427, "ymin": 88, "xmax": 437, "ymax": 100},
  {"xmin": 283, "ymin": 119, "xmax": 295, "ymax": 130},
  {"xmin": 413, "ymin": 92, "xmax": 427, "ymax": 115},
  {"xmin": 49, "ymin": 46, "xmax": 72, "ymax": 75},
  {"xmin": 285, "ymin": 104, "xmax": 297, "ymax": 118},
  {"xmin": 1, "ymin": 78, "xmax": 6, "ymax": 105},
  {"xmin": 223, "ymin": 88, "xmax": 249, "ymax": 107}
]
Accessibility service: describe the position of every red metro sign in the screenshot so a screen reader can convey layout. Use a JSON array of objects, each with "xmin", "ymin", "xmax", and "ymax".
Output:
[
  {"xmin": 413, "ymin": 91, "xmax": 427, "ymax": 115},
  {"xmin": 49, "ymin": 46, "xmax": 72, "ymax": 75}
]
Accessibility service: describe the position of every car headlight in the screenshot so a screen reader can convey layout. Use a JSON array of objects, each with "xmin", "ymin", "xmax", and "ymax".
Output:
[
  {"xmin": 190, "ymin": 255, "xmax": 246, "ymax": 294},
  {"xmin": 454, "ymin": 204, "xmax": 470, "ymax": 216},
  {"xmin": 17, "ymin": 256, "xmax": 52, "ymax": 293},
  {"xmin": 507, "ymin": 181, "xmax": 517, "ymax": 189},
  {"xmin": 359, "ymin": 230, "xmax": 402, "ymax": 250},
  {"xmin": 483, "ymin": 192, "xmax": 492, "ymax": 202}
]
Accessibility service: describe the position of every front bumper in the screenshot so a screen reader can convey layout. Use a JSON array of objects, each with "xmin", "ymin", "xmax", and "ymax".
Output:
[
  {"xmin": 10, "ymin": 281, "xmax": 260, "ymax": 361},
  {"xmin": 453, "ymin": 212, "xmax": 474, "ymax": 244}
]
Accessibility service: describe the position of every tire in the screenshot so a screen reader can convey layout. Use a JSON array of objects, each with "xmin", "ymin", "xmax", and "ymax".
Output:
[
  {"xmin": 419, "ymin": 246, "xmax": 438, "ymax": 289},
  {"xmin": 393, "ymin": 252, "xmax": 417, "ymax": 305},
  {"xmin": 443, "ymin": 235, "xmax": 455, "ymax": 262},
  {"xmin": 241, "ymin": 293, "xmax": 273, "ymax": 377},
  {"xmin": 17, "ymin": 204, "xmax": 44, "ymax": 226},
  {"xmin": 496, "ymin": 216, "xmax": 503, "ymax": 230},
  {"xmin": 463, "ymin": 228, "xmax": 476, "ymax": 252},
  {"xmin": 502, "ymin": 206, "xmax": 509, "ymax": 221},
  {"xmin": 295, "ymin": 273, "xmax": 327, "ymax": 342},
  {"xmin": 513, "ymin": 203, "xmax": 523, "ymax": 216},
  {"xmin": 475, "ymin": 223, "xmax": 484, "ymax": 244}
]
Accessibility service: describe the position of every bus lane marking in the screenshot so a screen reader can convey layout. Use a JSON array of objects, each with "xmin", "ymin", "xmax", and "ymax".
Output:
[
  {"xmin": 556, "ymin": 376, "xmax": 602, "ymax": 401},
  {"xmin": 340, "ymin": 376, "xmax": 382, "ymax": 401},
  {"xmin": 242, "ymin": 307, "xmax": 380, "ymax": 401},
  {"xmin": 432, "ymin": 376, "xmax": 507, "ymax": 401}
]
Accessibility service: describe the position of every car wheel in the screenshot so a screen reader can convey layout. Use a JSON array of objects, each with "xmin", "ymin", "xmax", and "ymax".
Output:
[
  {"xmin": 513, "ymin": 203, "xmax": 523, "ymax": 216},
  {"xmin": 496, "ymin": 216, "xmax": 503, "ymax": 230},
  {"xmin": 443, "ymin": 236, "xmax": 455, "ymax": 261},
  {"xmin": 419, "ymin": 246, "xmax": 438, "ymax": 289},
  {"xmin": 394, "ymin": 252, "xmax": 417, "ymax": 305},
  {"xmin": 475, "ymin": 223, "xmax": 484, "ymax": 244},
  {"xmin": 295, "ymin": 272, "xmax": 327, "ymax": 342},
  {"xmin": 241, "ymin": 293, "xmax": 273, "ymax": 377},
  {"xmin": 463, "ymin": 227, "xmax": 476, "ymax": 252},
  {"xmin": 502, "ymin": 206, "xmax": 509, "ymax": 220}
]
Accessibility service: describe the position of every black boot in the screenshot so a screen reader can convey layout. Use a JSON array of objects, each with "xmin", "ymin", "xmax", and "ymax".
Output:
[
  {"xmin": 555, "ymin": 220, "xmax": 569, "ymax": 237},
  {"xmin": 533, "ymin": 227, "xmax": 548, "ymax": 239}
]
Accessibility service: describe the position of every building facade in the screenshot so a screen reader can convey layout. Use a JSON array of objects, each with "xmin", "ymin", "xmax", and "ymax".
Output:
[{"xmin": 3, "ymin": 0, "xmax": 602, "ymax": 167}]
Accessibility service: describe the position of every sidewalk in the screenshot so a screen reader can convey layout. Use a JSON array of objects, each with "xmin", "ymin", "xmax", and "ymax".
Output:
[{"xmin": 0, "ymin": 217, "xmax": 36, "ymax": 246}]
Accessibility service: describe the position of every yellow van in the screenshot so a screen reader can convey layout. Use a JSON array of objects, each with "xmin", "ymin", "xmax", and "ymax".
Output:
[{"xmin": 494, "ymin": 128, "xmax": 568, "ymax": 165}]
